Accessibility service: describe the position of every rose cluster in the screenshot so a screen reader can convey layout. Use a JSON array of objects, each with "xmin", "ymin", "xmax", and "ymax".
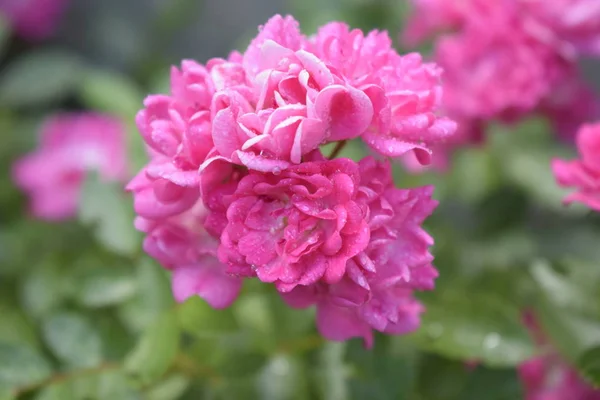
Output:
[
  {"xmin": 127, "ymin": 15, "xmax": 455, "ymax": 345},
  {"xmin": 402, "ymin": 0, "xmax": 600, "ymax": 170}
]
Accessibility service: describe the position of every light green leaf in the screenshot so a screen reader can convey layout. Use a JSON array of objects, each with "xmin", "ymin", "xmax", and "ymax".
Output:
[
  {"xmin": 78, "ymin": 69, "xmax": 143, "ymax": 119},
  {"xmin": 79, "ymin": 173, "xmax": 140, "ymax": 256},
  {"xmin": 0, "ymin": 342, "xmax": 52, "ymax": 388},
  {"xmin": 42, "ymin": 312, "xmax": 103, "ymax": 368},
  {"xmin": 118, "ymin": 259, "xmax": 174, "ymax": 333},
  {"xmin": 531, "ymin": 260, "xmax": 596, "ymax": 316},
  {"xmin": 0, "ymin": 49, "xmax": 82, "ymax": 107},
  {"xmin": 145, "ymin": 374, "xmax": 190, "ymax": 400},
  {"xmin": 35, "ymin": 383, "xmax": 75, "ymax": 400},
  {"xmin": 76, "ymin": 266, "xmax": 137, "ymax": 308},
  {"xmin": 20, "ymin": 262, "xmax": 65, "ymax": 319},
  {"xmin": 411, "ymin": 291, "xmax": 534, "ymax": 367},
  {"xmin": 125, "ymin": 310, "xmax": 180, "ymax": 384},
  {"xmin": 96, "ymin": 371, "xmax": 140, "ymax": 400},
  {"xmin": 0, "ymin": 386, "xmax": 15, "ymax": 400}
]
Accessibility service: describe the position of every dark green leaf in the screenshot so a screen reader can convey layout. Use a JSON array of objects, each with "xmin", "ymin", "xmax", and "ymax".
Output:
[
  {"xmin": 459, "ymin": 367, "xmax": 523, "ymax": 400},
  {"xmin": 348, "ymin": 337, "xmax": 418, "ymax": 400},
  {"xmin": 125, "ymin": 310, "xmax": 180, "ymax": 384},
  {"xmin": 578, "ymin": 346, "xmax": 600, "ymax": 388},
  {"xmin": 42, "ymin": 312, "xmax": 103, "ymax": 368},
  {"xmin": 0, "ymin": 306, "xmax": 40, "ymax": 349},
  {"xmin": 0, "ymin": 49, "xmax": 82, "ymax": 107}
]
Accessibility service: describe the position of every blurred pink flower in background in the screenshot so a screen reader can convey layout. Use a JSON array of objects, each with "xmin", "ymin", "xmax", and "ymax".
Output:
[
  {"xmin": 0, "ymin": 0, "xmax": 69, "ymax": 41},
  {"xmin": 402, "ymin": 0, "xmax": 600, "ymax": 172},
  {"xmin": 519, "ymin": 312, "xmax": 600, "ymax": 400},
  {"xmin": 552, "ymin": 122, "xmax": 600, "ymax": 210},
  {"xmin": 12, "ymin": 113, "xmax": 128, "ymax": 220}
]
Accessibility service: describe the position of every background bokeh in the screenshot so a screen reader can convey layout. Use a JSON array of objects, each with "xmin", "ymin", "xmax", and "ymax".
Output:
[{"xmin": 2, "ymin": 1, "xmax": 600, "ymax": 399}]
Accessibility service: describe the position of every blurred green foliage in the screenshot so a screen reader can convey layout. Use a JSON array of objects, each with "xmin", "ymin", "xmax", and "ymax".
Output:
[{"xmin": 1, "ymin": 1, "xmax": 600, "ymax": 399}]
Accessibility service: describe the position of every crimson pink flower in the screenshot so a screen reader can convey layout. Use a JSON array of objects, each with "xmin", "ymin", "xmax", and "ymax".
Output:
[
  {"xmin": 519, "ymin": 312, "xmax": 600, "ymax": 400},
  {"xmin": 309, "ymin": 22, "xmax": 456, "ymax": 163},
  {"xmin": 0, "ymin": 0, "xmax": 68, "ymax": 41},
  {"xmin": 281, "ymin": 158, "xmax": 438, "ymax": 346},
  {"xmin": 552, "ymin": 122, "xmax": 600, "ymax": 210},
  {"xmin": 203, "ymin": 15, "xmax": 455, "ymax": 174},
  {"xmin": 218, "ymin": 156, "xmax": 371, "ymax": 292},
  {"xmin": 13, "ymin": 113, "xmax": 128, "ymax": 221}
]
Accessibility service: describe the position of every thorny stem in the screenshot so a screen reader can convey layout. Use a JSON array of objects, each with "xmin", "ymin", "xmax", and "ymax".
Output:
[
  {"xmin": 329, "ymin": 140, "xmax": 347, "ymax": 159},
  {"xmin": 13, "ymin": 362, "xmax": 120, "ymax": 398}
]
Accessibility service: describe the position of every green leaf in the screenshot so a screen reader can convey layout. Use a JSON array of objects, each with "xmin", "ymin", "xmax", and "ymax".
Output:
[
  {"xmin": 0, "ymin": 386, "xmax": 15, "ymax": 400},
  {"xmin": 145, "ymin": 374, "xmax": 190, "ymax": 400},
  {"xmin": 125, "ymin": 310, "xmax": 180, "ymax": 384},
  {"xmin": 411, "ymin": 291, "xmax": 534, "ymax": 367},
  {"xmin": 348, "ymin": 337, "xmax": 418, "ymax": 400},
  {"xmin": 76, "ymin": 266, "xmax": 137, "ymax": 308},
  {"xmin": 78, "ymin": 69, "xmax": 143, "ymax": 119},
  {"xmin": 415, "ymin": 354, "xmax": 469, "ymax": 400},
  {"xmin": 0, "ymin": 49, "xmax": 82, "ymax": 107},
  {"xmin": 534, "ymin": 281, "xmax": 600, "ymax": 363},
  {"xmin": 0, "ymin": 306, "xmax": 40, "ymax": 349},
  {"xmin": 35, "ymin": 383, "xmax": 75, "ymax": 400},
  {"xmin": 178, "ymin": 295, "xmax": 238, "ymax": 339},
  {"xmin": 42, "ymin": 312, "xmax": 103, "ymax": 368},
  {"xmin": 0, "ymin": 342, "xmax": 52, "ymax": 388},
  {"xmin": 578, "ymin": 346, "xmax": 600, "ymax": 388},
  {"xmin": 531, "ymin": 260, "xmax": 597, "ymax": 316},
  {"xmin": 96, "ymin": 371, "xmax": 140, "ymax": 400},
  {"xmin": 458, "ymin": 367, "xmax": 523, "ymax": 400},
  {"xmin": 79, "ymin": 174, "xmax": 140, "ymax": 256},
  {"xmin": 119, "ymin": 259, "xmax": 174, "ymax": 332},
  {"xmin": 20, "ymin": 262, "xmax": 66, "ymax": 319}
]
